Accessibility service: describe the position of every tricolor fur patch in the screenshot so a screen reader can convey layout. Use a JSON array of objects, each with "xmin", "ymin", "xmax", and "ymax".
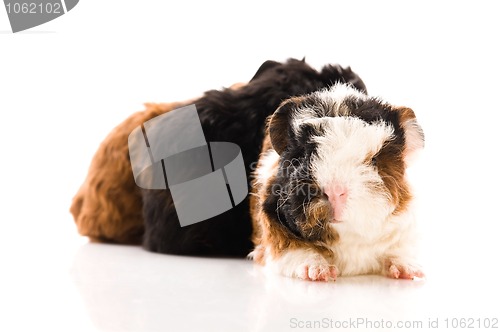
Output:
[{"xmin": 250, "ymin": 84, "xmax": 424, "ymax": 281}]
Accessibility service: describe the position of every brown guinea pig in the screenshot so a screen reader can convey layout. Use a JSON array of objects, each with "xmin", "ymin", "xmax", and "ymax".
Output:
[{"xmin": 250, "ymin": 83, "xmax": 425, "ymax": 281}]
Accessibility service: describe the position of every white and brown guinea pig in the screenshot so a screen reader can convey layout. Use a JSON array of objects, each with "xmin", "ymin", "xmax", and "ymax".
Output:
[{"xmin": 249, "ymin": 83, "xmax": 425, "ymax": 281}]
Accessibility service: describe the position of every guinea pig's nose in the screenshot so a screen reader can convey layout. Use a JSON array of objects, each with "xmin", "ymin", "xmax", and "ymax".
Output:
[
  {"xmin": 324, "ymin": 185, "xmax": 348, "ymax": 201},
  {"xmin": 324, "ymin": 185, "xmax": 348, "ymax": 221}
]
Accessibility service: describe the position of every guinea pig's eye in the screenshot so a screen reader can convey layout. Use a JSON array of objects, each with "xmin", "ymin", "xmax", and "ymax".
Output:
[{"xmin": 371, "ymin": 156, "xmax": 377, "ymax": 167}]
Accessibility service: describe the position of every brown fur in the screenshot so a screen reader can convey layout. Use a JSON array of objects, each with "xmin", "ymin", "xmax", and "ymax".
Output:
[
  {"xmin": 377, "ymin": 149, "xmax": 412, "ymax": 215},
  {"xmin": 70, "ymin": 101, "xmax": 189, "ymax": 244},
  {"xmin": 69, "ymin": 80, "xmax": 249, "ymax": 244},
  {"xmin": 379, "ymin": 106, "xmax": 422, "ymax": 215}
]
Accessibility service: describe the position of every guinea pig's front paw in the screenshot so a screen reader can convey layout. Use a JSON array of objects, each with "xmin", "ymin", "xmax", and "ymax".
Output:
[
  {"xmin": 385, "ymin": 261, "xmax": 425, "ymax": 280},
  {"xmin": 297, "ymin": 263, "xmax": 338, "ymax": 282}
]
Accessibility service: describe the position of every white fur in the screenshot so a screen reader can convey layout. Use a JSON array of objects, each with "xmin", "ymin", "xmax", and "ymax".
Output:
[
  {"xmin": 309, "ymin": 116, "xmax": 419, "ymax": 276},
  {"xmin": 261, "ymin": 209, "xmax": 420, "ymax": 278},
  {"xmin": 311, "ymin": 117, "xmax": 395, "ymax": 236},
  {"xmin": 330, "ymin": 208, "xmax": 420, "ymax": 276},
  {"xmin": 291, "ymin": 84, "xmax": 368, "ymax": 133},
  {"xmin": 254, "ymin": 149, "xmax": 279, "ymax": 186},
  {"xmin": 312, "ymin": 83, "xmax": 368, "ymax": 115},
  {"xmin": 265, "ymin": 248, "xmax": 334, "ymax": 280},
  {"xmin": 401, "ymin": 118, "xmax": 425, "ymax": 165}
]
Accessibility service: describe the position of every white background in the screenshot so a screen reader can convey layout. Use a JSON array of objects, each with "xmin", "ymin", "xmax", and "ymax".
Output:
[{"xmin": 1, "ymin": 1, "xmax": 500, "ymax": 331}]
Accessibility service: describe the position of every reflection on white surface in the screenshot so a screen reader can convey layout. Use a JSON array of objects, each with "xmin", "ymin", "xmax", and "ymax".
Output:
[
  {"xmin": 71, "ymin": 244, "xmax": 422, "ymax": 332},
  {"xmin": 1, "ymin": 230, "xmax": 499, "ymax": 332},
  {"xmin": 68, "ymin": 242, "xmax": 499, "ymax": 332}
]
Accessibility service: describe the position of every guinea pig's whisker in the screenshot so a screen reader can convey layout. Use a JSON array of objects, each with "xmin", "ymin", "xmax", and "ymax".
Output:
[
  {"xmin": 289, "ymin": 204, "xmax": 304, "ymax": 213},
  {"xmin": 276, "ymin": 186, "xmax": 293, "ymax": 209},
  {"xmin": 281, "ymin": 158, "xmax": 305, "ymax": 177},
  {"xmin": 302, "ymin": 200, "xmax": 307, "ymax": 217},
  {"xmin": 276, "ymin": 199, "xmax": 287, "ymax": 210}
]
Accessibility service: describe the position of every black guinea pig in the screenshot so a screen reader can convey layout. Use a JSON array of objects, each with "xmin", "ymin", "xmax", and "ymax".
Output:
[{"xmin": 141, "ymin": 59, "xmax": 367, "ymax": 256}]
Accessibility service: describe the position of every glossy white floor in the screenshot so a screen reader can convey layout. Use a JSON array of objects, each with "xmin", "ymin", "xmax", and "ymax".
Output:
[{"xmin": 1, "ymin": 1, "xmax": 500, "ymax": 331}]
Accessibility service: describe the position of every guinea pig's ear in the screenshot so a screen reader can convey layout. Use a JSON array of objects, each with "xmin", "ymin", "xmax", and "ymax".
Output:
[
  {"xmin": 395, "ymin": 106, "xmax": 425, "ymax": 163},
  {"xmin": 268, "ymin": 97, "xmax": 305, "ymax": 155}
]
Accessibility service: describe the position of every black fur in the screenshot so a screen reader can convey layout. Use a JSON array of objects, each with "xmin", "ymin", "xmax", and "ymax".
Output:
[
  {"xmin": 263, "ymin": 113, "xmax": 328, "ymax": 242},
  {"xmin": 141, "ymin": 58, "xmax": 366, "ymax": 256}
]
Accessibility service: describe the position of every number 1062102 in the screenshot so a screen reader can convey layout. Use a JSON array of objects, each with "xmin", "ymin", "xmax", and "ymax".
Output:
[{"xmin": 5, "ymin": 2, "xmax": 62, "ymax": 14}]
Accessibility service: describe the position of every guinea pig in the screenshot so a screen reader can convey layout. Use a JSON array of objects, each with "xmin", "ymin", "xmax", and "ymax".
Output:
[
  {"xmin": 249, "ymin": 83, "xmax": 425, "ymax": 281},
  {"xmin": 71, "ymin": 58, "xmax": 367, "ymax": 252},
  {"xmin": 141, "ymin": 60, "xmax": 367, "ymax": 256}
]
